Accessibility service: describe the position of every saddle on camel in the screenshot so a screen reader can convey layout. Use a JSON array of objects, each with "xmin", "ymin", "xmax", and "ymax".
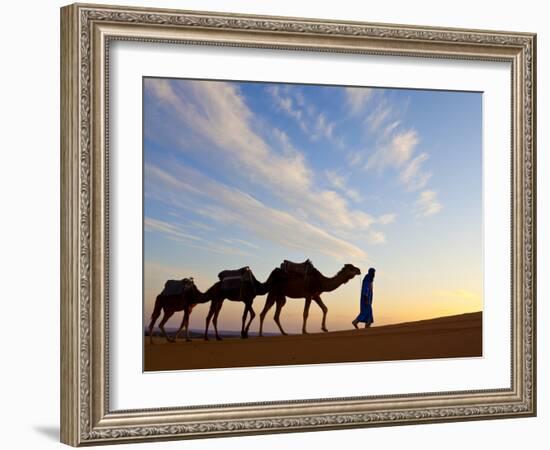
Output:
[
  {"xmin": 279, "ymin": 259, "xmax": 316, "ymax": 291},
  {"xmin": 280, "ymin": 259, "xmax": 314, "ymax": 276},
  {"xmin": 218, "ymin": 266, "xmax": 254, "ymax": 291},
  {"xmin": 159, "ymin": 278, "xmax": 195, "ymax": 297}
]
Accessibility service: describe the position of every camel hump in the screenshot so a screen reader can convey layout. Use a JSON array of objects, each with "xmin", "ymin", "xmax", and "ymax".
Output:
[
  {"xmin": 218, "ymin": 266, "xmax": 251, "ymax": 281},
  {"xmin": 280, "ymin": 259, "xmax": 314, "ymax": 275},
  {"xmin": 160, "ymin": 278, "xmax": 194, "ymax": 297}
]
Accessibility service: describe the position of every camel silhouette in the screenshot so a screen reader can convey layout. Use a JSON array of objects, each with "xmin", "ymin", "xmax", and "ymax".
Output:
[
  {"xmin": 204, "ymin": 268, "xmax": 286, "ymax": 340},
  {"xmin": 147, "ymin": 279, "xmax": 215, "ymax": 344},
  {"xmin": 259, "ymin": 263, "xmax": 361, "ymax": 336}
]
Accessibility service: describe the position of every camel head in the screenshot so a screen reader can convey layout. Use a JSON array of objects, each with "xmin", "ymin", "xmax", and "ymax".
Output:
[{"xmin": 339, "ymin": 264, "xmax": 361, "ymax": 283}]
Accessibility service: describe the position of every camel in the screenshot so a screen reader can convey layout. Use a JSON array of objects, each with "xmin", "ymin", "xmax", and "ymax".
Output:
[
  {"xmin": 147, "ymin": 279, "xmax": 215, "ymax": 344},
  {"xmin": 258, "ymin": 263, "xmax": 361, "ymax": 336},
  {"xmin": 204, "ymin": 268, "xmax": 286, "ymax": 340}
]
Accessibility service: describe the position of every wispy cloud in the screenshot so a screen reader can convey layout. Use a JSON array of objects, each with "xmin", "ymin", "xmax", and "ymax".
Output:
[
  {"xmin": 267, "ymin": 85, "xmax": 309, "ymax": 133},
  {"xmin": 347, "ymin": 150, "xmax": 364, "ymax": 167},
  {"xmin": 147, "ymin": 79, "xmax": 313, "ymax": 193},
  {"xmin": 325, "ymin": 170, "xmax": 346, "ymax": 190},
  {"xmin": 144, "ymin": 217, "xmax": 202, "ymax": 242},
  {"xmin": 415, "ymin": 190, "xmax": 442, "ymax": 217},
  {"xmin": 399, "ymin": 152, "xmax": 432, "ymax": 191},
  {"xmin": 145, "ymin": 79, "xmax": 395, "ymax": 241},
  {"xmin": 376, "ymin": 213, "xmax": 397, "ymax": 225},
  {"xmin": 349, "ymin": 90, "xmax": 440, "ymax": 212},
  {"xmin": 147, "ymin": 162, "xmax": 369, "ymax": 262},
  {"xmin": 313, "ymin": 113, "xmax": 335, "ymax": 141},
  {"xmin": 267, "ymin": 84, "xmax": 339, "ymax": 143},
  {"xmin": 345, "ymin": 87, "xmax": 373, "ymax": 116},
  {"xmin": 367, "ymin": 230, "xmax": 387, "ymax": 245},
  {"xmin": 272, "ymin": 128, "xmax": 299, "ymax": 156},
  {"xmin": 221, "ymin": 238, "xmax": 259, "ymax": 249},
  {"xmin": 343, "ymin": 189, "xmax": 362, "ymax": 203},
  {"xmin": 366, "ymin": 100, "xmax": 393, "ymax": 133},
  {"xmin": 382, "ymin": 120, "xmax": 401, "ymax": 138},
  {"xmin": 325, "ymin": 170, "xmax": 362, "ymax": 203},
  {"xmin": 145, "ymin": 216, "xmax": 252, "ymax": 257},
  {"xmin": 365, "ymin": 129, "xmax": 419, "ymax": 171}
]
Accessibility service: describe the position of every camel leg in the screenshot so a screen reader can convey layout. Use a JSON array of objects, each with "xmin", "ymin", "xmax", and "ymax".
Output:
[
  {"xmin": 204, "ymin": 300, "xmax": 218, "ymax": 341},
  {"xmin": 186, "ymin": 304, "xmax": 198, "ymax": 341},
  {"xmin": 313, "ymin": 295, "xmax": 329, "ymax": 332},
  {"xmin": 273, "ymin": 296, "xmax": 288, "ymax": 335},
  {"xmin": 302, "ymin": 297, "xmax": 312, "ymax": 334},
  {"xmin": 184, "ymin": 311, "xmax": 191, "ymax": 341},
  {"xmin": 212, "ymin": 300, "xmax": 224, "ymax": 340},
  {"xmin": 245, "ymin": 303, "xmax": 256, "ymax": 335},
  {"xmin": 175, "ymin": 307, "xmax": 193, "ymax": 342},
  {"xmin": 240, "ymin": 303, "xmax": 250, "ymax": 338},
  {"xmin": 147, "ymin": 308, "xmax": 162, "ymax": 345},
  {"xmin": 174, "ymin": 308, "xmax": 188, "ymax": 341},
  {"xmin": 159, "ymin": 309, "xmax": 176, "ymax": 343},
  {"xmin": 259, "ymin": 293, "xmax": 276, "ymax": 337}
]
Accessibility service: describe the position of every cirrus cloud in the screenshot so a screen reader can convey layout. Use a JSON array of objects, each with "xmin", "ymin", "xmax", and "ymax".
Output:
[
  {"xmin": 145, "ymin": 78, "xmax": 395, "ymax": 243},
  {"xmin": 415, "ymin": 190, "xmax": 443, "ymax": 217}
]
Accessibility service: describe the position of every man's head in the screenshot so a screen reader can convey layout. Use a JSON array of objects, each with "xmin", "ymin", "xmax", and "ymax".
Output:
[{"xmin": 366, "ymin": 267, "xmax": 376, "ymax": 281}]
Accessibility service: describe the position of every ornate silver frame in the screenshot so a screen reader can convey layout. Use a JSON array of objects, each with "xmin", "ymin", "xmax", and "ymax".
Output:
[{"xmin": 60, "ymin": 3, "xmax": 536, "ymax": 446}]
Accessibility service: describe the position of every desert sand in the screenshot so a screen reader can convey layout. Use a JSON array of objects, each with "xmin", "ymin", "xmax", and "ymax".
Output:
[{"xmin": 144, "ymin": 311, "xmax": 482, "ymax": 371}]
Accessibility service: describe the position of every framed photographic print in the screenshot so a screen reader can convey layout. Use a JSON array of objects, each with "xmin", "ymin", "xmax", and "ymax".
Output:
[{"xmin": 60, "ymin": 3, "xmax": 537, "ymax": 446}]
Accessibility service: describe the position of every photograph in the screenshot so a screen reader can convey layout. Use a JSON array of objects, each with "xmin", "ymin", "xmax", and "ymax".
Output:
[{"xmin": 143, "ymin": 77, "xmax": 483, "ymax": 371}]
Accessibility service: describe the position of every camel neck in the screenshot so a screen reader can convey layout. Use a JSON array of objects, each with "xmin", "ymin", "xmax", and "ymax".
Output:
[
  {"xmin": 198, "ymin": 284, "xmax": 217, "ymax": 303},
  {"xmin": 319, "ymin": 270, "xmax": 348, "ymax": 292},
  {"xmin": 254, "ymin": 277, "xmax": 270, "ymax": 296},
  {"xmin": 194, "ymin": 288, "xmax": 210, "ymax": 304}
]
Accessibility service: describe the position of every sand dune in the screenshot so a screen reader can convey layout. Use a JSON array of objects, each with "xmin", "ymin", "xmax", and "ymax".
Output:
[{"xmin": 144, "ymin": 312, "xmax": 482, "ymax": 371}]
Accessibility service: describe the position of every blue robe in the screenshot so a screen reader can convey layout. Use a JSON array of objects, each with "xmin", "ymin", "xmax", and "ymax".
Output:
[{"xmin": 355, "ymin": 276, "xmax": 373, "ymax": 323}]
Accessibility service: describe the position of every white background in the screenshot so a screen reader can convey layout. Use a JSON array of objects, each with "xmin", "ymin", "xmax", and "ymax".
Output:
[
  {"xmin": 111, "ymin": 43, "xmax": 511, "ymax": 409},
  {"xmin": 0, "ymin": 0, "xmax": 547, "ymax": 449}
]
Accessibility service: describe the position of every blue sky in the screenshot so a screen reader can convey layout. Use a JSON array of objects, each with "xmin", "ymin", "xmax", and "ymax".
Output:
[{"xmin": 143, "ymin": 77, "xmax": 482, "ymax": 332}]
